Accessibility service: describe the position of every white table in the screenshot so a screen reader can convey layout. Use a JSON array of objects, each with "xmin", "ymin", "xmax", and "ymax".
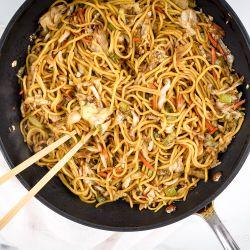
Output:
[{"xmin": 0, "ymin": 1, "xmax": 250, "ymax": 250}]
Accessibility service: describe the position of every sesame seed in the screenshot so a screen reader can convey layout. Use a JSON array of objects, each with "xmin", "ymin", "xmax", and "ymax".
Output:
[
  {"xmin": 9, "ymin": 125, "xmax": 16, "ymax": 133},
  {"xmin": 12, "ymin": 60, "xmax": 17, "ymax": 68}
]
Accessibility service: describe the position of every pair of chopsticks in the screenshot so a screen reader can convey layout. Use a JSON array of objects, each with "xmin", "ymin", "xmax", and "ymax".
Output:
[{"xmin": 0, "ymin": 131, "xmax": 92, "ymax": 230}]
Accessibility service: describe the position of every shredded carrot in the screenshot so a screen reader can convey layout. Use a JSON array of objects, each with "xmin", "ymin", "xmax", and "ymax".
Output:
[
  {"xmin": 208, "ymin": 33, "xmax": 226, "ymax": 59},
  {"xmin": 155, "ymin": 6, "xmax": 164, "ymax": 14},
  {"xmin": 210, "ymin": 127, "xmax": 218, "ymax": 135},
  {"xmin": 78, "ymin": 8, "xmax": 85, "ymax": 23},
  {"xmin": 211, "ymin": 47, "xmax": 216, "ymax": 64},
  {"xmin": 149, "ymin": 83, "xmax": 157, "ymax": 89},
  {"xmin": 232, "ymin": 100, "xmax": 246, "ymax": 110},
  {"xmin": 81, "ymin": 37, "xmax": 92, "ymax": 44},
  {"xmin": 205, "ymin": 120, "xmax": 218, "ymax": 135},
  {"xmin": 102, "ymin": 148, "xmax": 108, "ymax": 158},
  {"xmin": 152, "ymin": 96, "xmax": 158, "ymax": 111},
  {"xmin": 114, "ymin": 167, "xmax": 123, "ymax": 174},
  {"xmin": 139, "ymin": 153, "xmax": 154, "ymax": 170},
  {"xmin": 133, "ymin": 37, "xmax": 141, "ymax": 43},
  {"xmin": 180, "ymin": 144, "xmax": 187, "ymax": 148},
  {"xmin": 149, "ymin": 83, "xmax": 158, "ymax": 111},
  {"xmin": 98, "ymin": 171, "xmax": 108, "ymax": 178},
  {"xmin": 176, "ymin": 94, "xmax": 184, "ymax": 112}
]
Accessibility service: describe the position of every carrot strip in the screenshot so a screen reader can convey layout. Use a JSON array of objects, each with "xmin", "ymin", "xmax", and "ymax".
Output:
[
  {"xmin": 149, "ymin": 83, "xmax": 158, "ymax": 111},
  {"xmin": 139, "ymin": 153, "xmax": 154, "ymax": 170},
  {"xmin": 209, "ymin": 127, "xmax": 218, "ymax": 135},
  {"xmin": 205, "ymin": 120, "xmax": 218, "ymax": 135},
  {"xmin": 114, "ymin": 167, "xmax": 123, "ymax": 174},
  {"xmin": 149, "ymin": 83, "xmax": 156, "ymax": 89},
  {"xmin": 133, "ymin": 37, "xmax": 141, "ymax": 43},
  {"xmin": 211, "ymin": 47, "xmax": 216, "ymax": 65},
  {"xmin": 152, "ymin": 96, "xmax": 158, "ymax": 111},
  {"xmin": 78, "ymin": 8, "xmax": 85, "ymax": 23},
  {"xmin": 98, "ymin": 172, "xmax": 108, "ymax": 178},
  {"xmin": 232, "ymin": 100, "xmax": 246, "ymax": 110},
  {"xmin": 208, "ymin": 33, "xmax": 226, "ymax": 59},
  {"xmin": 155, "ymin": 6, "xmax": 164, "ymax": 14},
  {"xmin": 81, "ymin": 38, "xmax": 91, "ymax": 44}
]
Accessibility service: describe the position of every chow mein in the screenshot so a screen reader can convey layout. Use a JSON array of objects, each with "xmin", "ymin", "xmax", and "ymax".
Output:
[{"xmin": 19, "ymin": 0, "xmax": 245, "ymax": 212}]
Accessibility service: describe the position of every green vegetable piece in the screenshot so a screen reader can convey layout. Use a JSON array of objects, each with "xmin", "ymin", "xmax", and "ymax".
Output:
[
  {"xmin": 163, "ymin": 133, "xmax": 175, "ymax": 145},
  {"xmin": 165, "ymin": 103, "xmax": 173, "ymax": 113},
  {"xmin": 108, "ymin": 23, "xmax": 115, "ymax": 31},
  {"xmin": 119, "ymin": 102, "xmax": 129, "ymax": 113},
  {"xmin": 97, "ymin": 196, "xmax": 106, "ymax": 203},
  {"xmin": 219, "ymin": 94, "xmax": 232, "ymax": 104},
  {"xmin": 164, "ymin": 187, "xmax": 177, "ymax": 197},
  {"xmin": 148, "ymin": 170, "xmax": 153, "ymax": 177},
  {"xmin": 154, "ymin": 131, "xmax": 160, "ymax": 139},
  {"xmin": 145, "ymin": 93, "xmax": 151, "ymax": 100},
  {"xmin": 110, "ymin": 53, "xmax": 120, "ymax": 63},
  {"xmin": 213, "ymin": 130, "xmax": 220, "ymax": 137}
]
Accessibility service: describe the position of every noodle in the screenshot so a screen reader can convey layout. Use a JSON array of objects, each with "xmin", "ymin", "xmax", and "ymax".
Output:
[{"xmin": 19, "ymin": 0, "xmax": 245, "ymax": 212}]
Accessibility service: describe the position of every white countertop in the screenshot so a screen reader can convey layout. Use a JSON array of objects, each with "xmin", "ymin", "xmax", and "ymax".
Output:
[{"xmin": 0, "ymin": 1, "xmax": 250, "ymax": 250}]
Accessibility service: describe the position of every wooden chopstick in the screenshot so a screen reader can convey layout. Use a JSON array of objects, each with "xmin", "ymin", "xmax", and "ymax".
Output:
[
  {"xmin": 0, "ymin": 132, "xmax": 92, "ymax": 230},
  {"xmin": 0, "ymin": 131, "xmax": 77, "ymax": 185}
]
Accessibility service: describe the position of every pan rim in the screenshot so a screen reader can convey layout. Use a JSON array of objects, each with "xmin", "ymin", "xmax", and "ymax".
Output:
[{"xmin": 0, "ymin": 0, "xmax": 250, "ymax": 232}]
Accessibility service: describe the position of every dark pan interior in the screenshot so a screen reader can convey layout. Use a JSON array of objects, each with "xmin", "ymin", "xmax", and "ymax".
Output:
[{"xmin": 0, "ymin": 0, "xmax": 250, "ymax": 231}]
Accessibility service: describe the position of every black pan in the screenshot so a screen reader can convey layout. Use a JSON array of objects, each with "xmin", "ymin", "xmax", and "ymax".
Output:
[{"xmin": 0, "ymin": 0, "xmax": 249, "ymax": 239}]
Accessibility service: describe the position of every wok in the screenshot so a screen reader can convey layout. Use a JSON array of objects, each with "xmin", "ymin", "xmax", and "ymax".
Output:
[{"xmin": 0, "ymin": 0, "xmax": 250, "ymax": 248}]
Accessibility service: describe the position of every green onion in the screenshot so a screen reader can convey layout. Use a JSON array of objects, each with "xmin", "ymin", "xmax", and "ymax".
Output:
[
  {"xmin": 119, "ymin": 102, "xmax": 129, "ymax": 113},
  {"xmin": 213, "ymin": 130, "xmax": 220, "ymax": 137},
  {"xmin": 165, "ymin": 103, "xmax": 173, "ymax": 113},
  {"xmin": 148, "ymin": 170, "xmax": 153, "ymax": 177},
  {"xmin": 154, "ymin": 131, "xmax": 160, "ymax": 139},
  {"xmin": 97, "ymin": 196, "xmax": 106, "ymax": 203},
  {"xmin": 163, "ymin": 133, "xmax": 175, "ymax": 146},
  {"xmin": 219, "ymin": 94, "xmax": 232, "ymax": 104},
  {"xmin": 110, "ymin": 53, "xmax": 120, "ymax": 63},
  {"xmin": 145, "ymin": 93, "xmax": 151, "ymax": 100},
  {"xmin": 188, "ymin": 0, "xmax": 197, "ymax": 8},
  {"xmin": 108, "ymin": 23, "xmax": 115, "ymax": 31},
  {"xmin": 93, "ymin": 10, "xmax": 99, "ymax": 16},
  {"xmin": 164, "ymin": 187, "xmax": 177, "ymax": 197}
]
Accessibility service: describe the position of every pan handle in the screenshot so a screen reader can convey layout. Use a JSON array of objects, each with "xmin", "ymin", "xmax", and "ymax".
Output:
[{"xmin": 197, "ymin": 203, "xmax": 240, "ymax": 250}]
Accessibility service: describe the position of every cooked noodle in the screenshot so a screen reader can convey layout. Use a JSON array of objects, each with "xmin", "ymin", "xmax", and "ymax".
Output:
[{"xmin": 19, "ymin": 0, "xmax": 245, "ymax": 212}]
